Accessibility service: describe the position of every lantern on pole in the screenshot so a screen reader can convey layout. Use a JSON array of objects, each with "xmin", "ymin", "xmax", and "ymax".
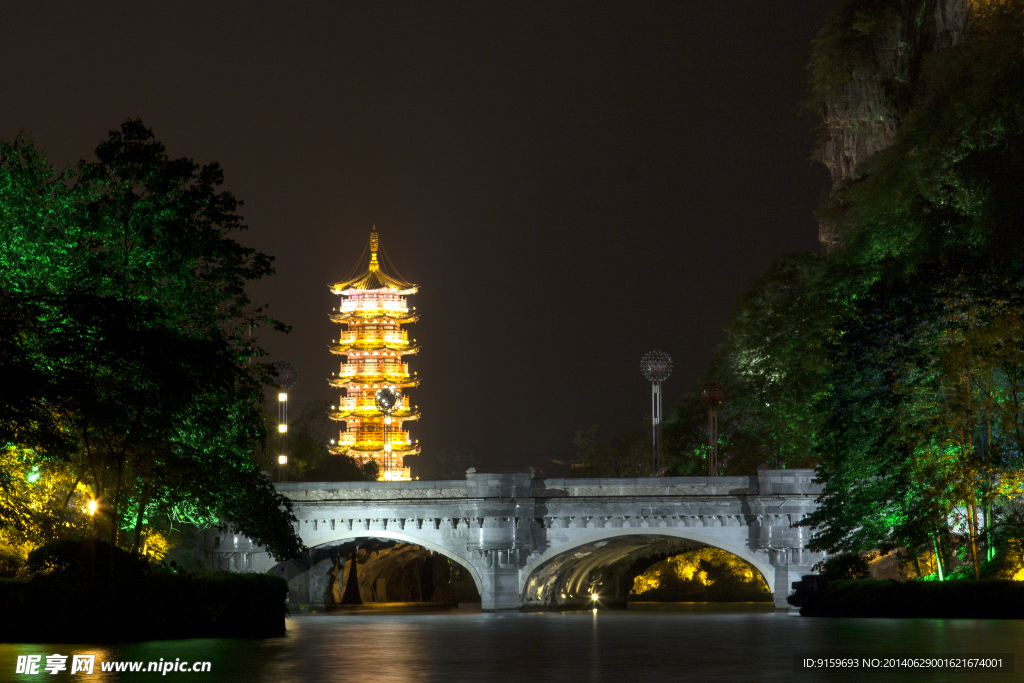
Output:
[
  {"xmin": 700, "ymin": 380, "xmax": 725, "ymax": 476},
  {"xmin": 641, "ymin": 350, "xmax": 673, "ymax": 476}
]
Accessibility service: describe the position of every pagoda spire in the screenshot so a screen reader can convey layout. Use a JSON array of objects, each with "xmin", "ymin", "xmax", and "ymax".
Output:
[{"xmin": 368, "ymin": 228, "xmax": 379, "ymax": 272}]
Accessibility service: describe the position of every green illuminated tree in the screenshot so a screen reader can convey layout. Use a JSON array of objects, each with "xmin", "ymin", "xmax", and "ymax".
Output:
[
  {"xmin": 822, "ymin": 0, "xmax": 1024, "ymax": 273},
  {"xmin": 807, "ymin": 263, "xmax": 1024, "ymax": 576},
  {"xmin": 664, "ymin": 253, "xmax": 830, "ymax": 476},
  {"xmin": 662, "ymin": 394, "xmax": 714, "ymax": 477},
  {"xmin": 0, "ymin": 141, "xmax": 80, "ymax": 458},
  {"xmin": 804, "ymin": 0, "xmax": 1024, "ymax": 572},
  {"xmin": 0, "ymin": 121, "xmax": 303, "ymax": 562}
]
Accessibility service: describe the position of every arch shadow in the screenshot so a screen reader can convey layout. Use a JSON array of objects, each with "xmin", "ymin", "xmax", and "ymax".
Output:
[
  {"xmin": 520, "ymin": 528, "xmax": 774, "ymax": 599},
  {"xmin": 298, "ymin": 529, "xmax": 484, "ymax": 596}
]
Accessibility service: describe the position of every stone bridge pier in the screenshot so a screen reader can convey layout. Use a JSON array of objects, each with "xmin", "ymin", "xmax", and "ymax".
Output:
[{"xmin": 202, "ymin": 469, "xmax": 823, "ymax": 610}]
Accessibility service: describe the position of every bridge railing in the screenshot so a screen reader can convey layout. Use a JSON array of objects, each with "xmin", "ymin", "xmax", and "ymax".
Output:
[{"xmin": 273, "ymin": 469, "xmax": 822, "ymax": 502}]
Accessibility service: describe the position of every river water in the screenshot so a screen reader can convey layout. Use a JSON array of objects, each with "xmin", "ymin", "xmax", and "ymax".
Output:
[{"xmin": 4, "ymin": 604, "xmax": 1022, "ymax": 682}]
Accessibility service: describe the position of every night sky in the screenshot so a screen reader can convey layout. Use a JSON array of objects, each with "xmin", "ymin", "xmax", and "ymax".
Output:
[{"xmin": 2, "ymin": 1, "xmax": 841, "ymax": 474}]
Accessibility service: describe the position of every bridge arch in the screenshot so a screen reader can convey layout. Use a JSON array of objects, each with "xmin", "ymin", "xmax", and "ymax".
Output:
[
  {"xmin": 301, "ymin": 529, "xmax": 484, "ymax": 596},
  {"xmin": 520, "ymin": 528, "xmax": 775, "ymax": 601}
]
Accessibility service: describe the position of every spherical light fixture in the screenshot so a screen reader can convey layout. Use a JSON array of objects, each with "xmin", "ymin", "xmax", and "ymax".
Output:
[
  {"xmin": 641, "ymin": 350, "xmax": 673, "ymax": 383},
  {"xmin": 271, "ymin": 360, "xmax": 298, "ymax": 390},
  {"xmin": 375, "ymin": 386, "xmax": 400, "ymax": 414},
  {"xmin": 701, "ymin": 380, "xmax": 725, "ymax": 409}
]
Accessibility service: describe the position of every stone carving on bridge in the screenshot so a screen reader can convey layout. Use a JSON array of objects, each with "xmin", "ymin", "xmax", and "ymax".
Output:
[{"xmin": 282, "ymin": 483, "xmax": 470, "ymax": 501}]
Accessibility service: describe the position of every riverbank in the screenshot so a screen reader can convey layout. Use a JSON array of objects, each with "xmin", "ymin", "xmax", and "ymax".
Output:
[
  {"xmin": 789, "ymin": 576, "xmax": 1024, "ymax": 618},
  {"xmin": 0, "ymin": 571, "xmax": 288, "ymax": 642},
  {"xmin": 0, "ymin": 540, "xmax": 287, "ymax": 642},
  {"xmin": 321, "ymin": 602, "xmax": 481, "ymax": 613}
]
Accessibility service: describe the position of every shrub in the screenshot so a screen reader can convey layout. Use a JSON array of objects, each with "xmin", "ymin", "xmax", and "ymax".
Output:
[
  {"xmin": 789, "ymin": 577, "xmax": 1024, "ymax": 618},
  {"xmin": 0, "ymin": 539, "xmax": 287, "ymax": 641},
  {"xmin": 815, "ymin": 552, "xmax": 871, "ymax": 580}
]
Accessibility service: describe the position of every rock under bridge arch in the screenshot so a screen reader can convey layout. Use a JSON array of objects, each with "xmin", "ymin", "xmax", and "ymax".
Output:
[
  {"xmin": 309, "ymin": 530, "xmax": 482, "ymax": 597},
  {"xmin": 265, "ymin": 533, "xmax": 482, "ymax": 610},
  {"xmin": 520, "ymin": 529, "xmax": 776, "ymax": 607}
]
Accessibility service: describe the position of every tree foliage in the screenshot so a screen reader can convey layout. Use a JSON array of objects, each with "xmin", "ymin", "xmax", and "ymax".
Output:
[
  {"xmin": 631, "ymin": 547, "xmax": 771, "ymax": 602},
  {"xmin": 0, "ymin": 120, "xmax": 303, "ymax": 566},
  {"xmin": 569, "ymin": 425, "xmax": 650, "ymax": 478},
  {"xmin": 661, "ymin": 0, "xmax": 1024, "ymax": 580},
  {"xmin": 824, "ymin": 0, "xmax": 1024, "ymax": 272},
  {"xmin": 801, "ymin": 0, "xmax": 1024, "ymax": 576},
  {"xmin": 665, "ymin": 254, "xmax": 829, "ymax": 476},
  {"xmin": 414, "ymin": 444, "xmax": 475, "ymax": 480}
]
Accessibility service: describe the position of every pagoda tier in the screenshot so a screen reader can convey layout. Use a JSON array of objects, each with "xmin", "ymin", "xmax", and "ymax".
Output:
[
  {"xmin": 330, "ymin": 342, "xmax": 420, "ymax": 354},
  {"xmin": 327, "ymin": 230, "xmax": 419, "ymax": 481},
  {"xmin": 329, "ymin": 311, "xmax": 420, "ymax": 324}
]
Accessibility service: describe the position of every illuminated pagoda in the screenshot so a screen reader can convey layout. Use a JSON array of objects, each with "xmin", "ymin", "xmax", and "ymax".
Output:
[{"xmin": 327, "ymin": 230, "xmax": 419, "ymax": 481}]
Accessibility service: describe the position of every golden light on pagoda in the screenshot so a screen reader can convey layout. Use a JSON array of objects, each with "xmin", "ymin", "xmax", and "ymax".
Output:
[{"xmin": 327, "ymin": 229, "xmax": 420, "ymax": 481}]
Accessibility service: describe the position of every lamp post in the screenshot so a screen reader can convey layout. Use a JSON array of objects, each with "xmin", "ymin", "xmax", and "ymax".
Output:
[
  {"xmin": 272, "ymin": 360, "xmax": 298, "ymax": 483},
  {"xmin": 278, "ymin": 396, "xmax": 289, "ymax": 482},
  {"xmin": 701, "ymin": 380, "xmax": 725, "ymax": 476},
  {"xmin": 376, "ymin": 386, "xmax": 400, "ymax": 480},
  {"xmin": 641, "ymin": 350, "xmax": 673, "ymax": 476}
]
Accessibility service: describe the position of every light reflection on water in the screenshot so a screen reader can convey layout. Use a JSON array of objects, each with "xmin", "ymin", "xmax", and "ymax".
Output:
[{"xmin": 3, "ymin": 605, "xmax": 1023, "ymax": 683}]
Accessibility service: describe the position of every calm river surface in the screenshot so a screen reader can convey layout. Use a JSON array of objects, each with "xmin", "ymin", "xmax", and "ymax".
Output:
[{"xmin": 4, "ymin": 604, "xmax": 1023, "ymax": 682}]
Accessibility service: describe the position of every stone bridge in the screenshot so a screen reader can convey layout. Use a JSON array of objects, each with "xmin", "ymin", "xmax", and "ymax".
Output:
[{"xmin": 202, "ymin": 469, "xmax": 823, "ymax": 609}]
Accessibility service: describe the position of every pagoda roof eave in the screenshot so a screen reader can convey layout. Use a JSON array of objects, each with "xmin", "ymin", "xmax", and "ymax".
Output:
[
  {"xmin": 343, "ymin": 445, "xmax": 422, "ymax": 455},
  {"xmin": 328, "ymin": 378, "xmax": 420, "ymax": 389},
  {"xmin": 330, "ymin": 284, "xmax": 418, "ymax": 296},
  {"xmin": 328, "ymin": 410, "xmax": 421, "ymax": 422},
  {"xmin": 328, "ymin": 444, "xmax": 422, "ymax": 457},
  {"xmin": 329, "ymin": 344, "xmax": 420, "ymax": 356},
  {"xmin": 328, "ymin": 265, "xmax": 416, "ymax": 292},
  {"xmin": 329, "ymin": 312, "xmax": 419, "ymax": 324}
]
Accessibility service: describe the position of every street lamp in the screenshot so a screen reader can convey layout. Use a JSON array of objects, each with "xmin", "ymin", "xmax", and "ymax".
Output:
[
  {"xmin": 376, "ymin": 386, "xmax": 400, "ymax": 479},
  {"xmin": 641, "ymin": 350, "xmax": 673, "ymax": 476},
  {"xmin": 701, "ymin": 380, "xmax": 725, "ymax": 476},
  {"xmin": 272, "ymin": 360, "xmax": 298, "ymax": 483}
]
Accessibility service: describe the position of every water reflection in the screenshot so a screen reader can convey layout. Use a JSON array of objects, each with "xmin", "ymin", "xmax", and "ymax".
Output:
[{"xmin": 3, "ymin": 605, "xmax": 1022, "ymax": 682}]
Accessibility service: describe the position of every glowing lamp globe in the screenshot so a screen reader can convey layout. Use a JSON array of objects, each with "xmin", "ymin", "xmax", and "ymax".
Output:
[{"xmin": 375, "ymin": 386, "xmax": 400, "ymax": 414}]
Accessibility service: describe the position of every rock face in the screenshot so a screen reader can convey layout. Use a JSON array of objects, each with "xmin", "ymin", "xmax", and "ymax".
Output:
[{"xmin": 817, "ymin": 0, "xmax": 970, "ymax": 252}]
